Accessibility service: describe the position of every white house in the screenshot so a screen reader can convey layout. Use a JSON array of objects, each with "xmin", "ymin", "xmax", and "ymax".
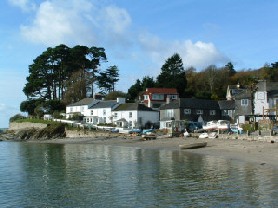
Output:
[
  {"xmin": 84, "ymin": 98, "xmax": 126, "ymax": 125},
  {"xmin": 112, "ymin": 103, "xmax": 159, "ymax": 129},
  {"xmin": 227, "ymin": 80, "xmax": 278, "ymax": 124},
  {"xmin": 66, "ymin": 98, "xmax": 100, "ymax": 119}
]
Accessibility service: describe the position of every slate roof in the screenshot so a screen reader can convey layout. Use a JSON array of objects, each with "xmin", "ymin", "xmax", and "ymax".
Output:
[
  {"xmin": 218, "ymin": 100, "xmax": 235, "ymax": 110},
  {"xmin": 268, "ymin": 90, "xmax": 278, "ymax": 97},
  {"xmin": 160, "ymin": 98, "xmax": 220, "ymax": 110},
  {"xmin": 266, "ymin": 82, "xmax": 278, "ymax": 91},
  {"xmin": 67, "ymin": 98, "xmax": 97, "ymax": 107},
  {"xmin": 89, "ymin": 100, "xmax": 117, "ymax": 109},
  {"xmin": 144, "ymin": 88, "xmax": 178, "ymax": 94},
  {"xmin": 113, "ymin": 103, "xmax": 156, "ymax": 111}
]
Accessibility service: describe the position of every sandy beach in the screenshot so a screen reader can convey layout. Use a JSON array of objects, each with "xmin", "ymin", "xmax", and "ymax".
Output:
[{"xmin": 34, "ymin": 134, "xmax": 278, "ymax": 170}]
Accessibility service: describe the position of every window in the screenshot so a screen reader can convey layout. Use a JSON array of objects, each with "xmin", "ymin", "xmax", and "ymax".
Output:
[
  {"xmin": 241, "ymin": 99, "xmax": 248, "ymax": 106},
  {"xmin": 171, "ymin": 95, "xmax": 178, "ymax": 99},
  {"xmin": 81, "ymin": 107, "xmax": 84, "ymax": 112},
  {"xmin": 152, "ymin": 94, "xmax": 164, "ymax": 100},
  {"xmin": 91, "ymin": 110, "xmax": 93, "ymax": 115},
  {"xmin": 144, "ymin": 95, "xmax": 148, "ymax": 100},
  {"xmin": 196, "ymin": 110, "xmax": 203, "ymax": 115},
  {"xmin": 129, "ymin": 112, "xmax": 132, "ymax": 118},
  {"xmin": 70, "ymin": 107, "xmax": 73, "ymax": 112},
  {"xmin": 103, "ymin": 109, "xmax": 106, "ymax": 116},
  {"xmin": 114, "ymin": 113, "xmax": 118, "ymax": 118},
  {"xmin": 184, "ymin": 109, "xmax": 191, "ymax": 115},
  {"xmin": 166, "ymin": 109, "xmax": 174, "ymax": 118},
  {"xmin": 222, "ymin": 110, "xmax": 228, "ymax": 116},
  {"xmin": 210, "ymin": 110, "xmax": 216, "ymax": 115}
]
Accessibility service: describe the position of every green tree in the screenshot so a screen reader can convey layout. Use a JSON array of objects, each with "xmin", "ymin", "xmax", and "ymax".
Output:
[
  {"xmin": 224, "ymin": 62, "xmax": 236, "ymax": 76},
  {"xmin": 156, "ymin": 53, "xmax": 187, "ymax": 97},
  {"xmin": 63, "ymin": 69, "xmax": 87, "ymax": 104},
  {"xmin": 105, "ymin": 91, "xmax": 126, "ymax": 100},
  {"xmin": 20, "ymin": 99, "xmax": 44, "ymax": 116},
  {"xmin": 97, "ymin": 65, "xmax": 119, "ymax": 93},
  {"xmin": 86, "ymin": 47, "xmax": 107, "ymax": 97},
  {"xmin": 141, "ymin": 76, "xmax": 155, "ymax": 90},
  {"xmin": 127, "ymin": 79, "xmax": 142, "ymax": 102}
]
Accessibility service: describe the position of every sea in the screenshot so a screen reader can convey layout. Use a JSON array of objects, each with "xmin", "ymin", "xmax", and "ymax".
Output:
[{"xmin": 0, "ymin": 141, "xmax": 277, "ymax": 208}]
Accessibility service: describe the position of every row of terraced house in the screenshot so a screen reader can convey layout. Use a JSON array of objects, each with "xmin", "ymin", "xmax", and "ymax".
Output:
[{"xmin": 65, "ymin": 80, "xmax": 278, "ymax": 129}]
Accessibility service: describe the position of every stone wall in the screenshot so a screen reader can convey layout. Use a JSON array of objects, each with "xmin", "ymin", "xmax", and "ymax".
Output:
[
  {"xmin": 65, "ymin": 129, "xmax": 120, "ymax": 138},
  {"xmin": 9, "ymin": 122, "xmax": 48, "ymax": 131}
]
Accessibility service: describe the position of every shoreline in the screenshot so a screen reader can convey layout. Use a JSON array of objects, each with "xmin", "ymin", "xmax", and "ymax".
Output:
[{"xmin": 30, "ymin": 135, "xmax": 278, "ymax": 170}]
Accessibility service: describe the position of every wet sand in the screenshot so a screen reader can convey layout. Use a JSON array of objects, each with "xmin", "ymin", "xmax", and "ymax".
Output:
[{"xmin": 34, "ymin": 135, "xmax": 278, "ymax": 169}]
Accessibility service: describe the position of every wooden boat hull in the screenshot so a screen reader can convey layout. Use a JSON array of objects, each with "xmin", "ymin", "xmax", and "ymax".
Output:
[{"xmin": 179, "ymin": 142, "xmax": 207, "ymax": 149}]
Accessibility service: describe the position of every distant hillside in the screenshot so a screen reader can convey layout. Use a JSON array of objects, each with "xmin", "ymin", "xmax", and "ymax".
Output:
[{"xmin": 0, "ymin": 128, "xmax": 8, "ymax": 133}]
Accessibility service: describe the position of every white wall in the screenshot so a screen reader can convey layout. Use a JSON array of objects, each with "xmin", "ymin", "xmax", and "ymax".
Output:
[
  {"xmin": 113, "ymin": 110, "xmax": 159, "ymax": 128},
  {"xmin": 138, "ymin": 111, "xmax": 159, "ymax": 125},
  {"xmin": 254, "ymin": 91, "xmax": 269, "ymax": 115}
]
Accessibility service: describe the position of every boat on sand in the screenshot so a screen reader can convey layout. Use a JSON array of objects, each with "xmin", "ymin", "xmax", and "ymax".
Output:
[
  {"xmin": 203, "ymin": 120, "xmax": 230, "ymax": 131},
  {"xmin": 179, "ymin": 142, "xmax": 207, "ymax": 149}
]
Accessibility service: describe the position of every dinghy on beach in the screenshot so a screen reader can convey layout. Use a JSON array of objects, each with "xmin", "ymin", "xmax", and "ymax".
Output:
[{"xmin": 179, "ymin": 142, "xmax": 207, "ymax": 149}]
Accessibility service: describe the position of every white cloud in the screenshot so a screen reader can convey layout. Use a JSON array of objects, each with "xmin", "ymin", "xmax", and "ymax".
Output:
[
  {"xmin": 8, "ymin": 0, "xmax": 36, "ymax": 12},
  {"xmin": 20, "ymin": 0, "xmax": 132, "ymax": 47},
  {"xmin": 101, "ymin": 6, "xmax": 131, "ymax": 35},
  {"xmin": 20, "ymin": 0, "xmax": 96, "ymax": 46},
  {"xmin": 138, "ymin": 33, "xmax": 229, "ymax": 70}
]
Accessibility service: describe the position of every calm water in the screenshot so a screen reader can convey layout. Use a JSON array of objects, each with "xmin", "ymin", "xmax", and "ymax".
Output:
[{"xmin": 0, "ymin": 142, "xmax": 277, "ymax": 208}]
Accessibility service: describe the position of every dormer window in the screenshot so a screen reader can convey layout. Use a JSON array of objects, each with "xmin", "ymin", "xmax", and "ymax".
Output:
[
  {"xmin": 144, "ymin": 95, "xmax": 148, "ymax": 100},
  {"xmin": 152, "ymin": 94, "xmax": 164, "ymax": 100},
  {"xmin": 241, "ymin": 99, "xmax": 248, "ymax": 106},
  {"xmin": 196, "ymin": 110, "xmax": 203, "ymax": 115},
  {"xmin": 184, "ymin": 109, "xmax": 191, "ymax": 115}
]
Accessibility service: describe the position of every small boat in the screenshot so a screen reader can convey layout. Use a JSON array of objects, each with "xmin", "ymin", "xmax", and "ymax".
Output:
[
  {"xmin": 202, "ymin": 120, "xmax": 218, "ymax": 131},
  {"xmin": 179, "ymin": 142, "xmax": 207, "ymax": 149},
  {"xmin": 203, "ymin": 120, "xmax": 230, "ymax": 131},
  {"xmin": 141, "ymin": 134, "xmax": 156, "ymax": 140}
]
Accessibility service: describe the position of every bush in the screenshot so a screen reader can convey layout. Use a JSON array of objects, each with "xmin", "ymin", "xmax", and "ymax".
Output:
[
  {"xmin": 97, "ymin": 123, "xmax": 116, "ymax": 127},
  {"xmin": 241, "ymin": 123, "xmax": 255, "ymax": 132},
  {"xmin": 9, "ymin": 114, "xmax": 26, "ymax": 122}
]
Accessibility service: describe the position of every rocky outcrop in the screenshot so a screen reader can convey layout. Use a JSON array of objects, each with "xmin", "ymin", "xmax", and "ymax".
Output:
[
  {"xmin": 9, "ymin": 122, "xmax": 48, "ymax": 131},
  {"xmin": 8, "ymin": 123, "xmax": 66, "ymax": 141}
]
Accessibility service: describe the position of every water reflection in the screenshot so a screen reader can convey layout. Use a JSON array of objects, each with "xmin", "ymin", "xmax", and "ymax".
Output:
[{"xmin": 0, "ymin": 142, "xmax": 277, "ymax": 207}]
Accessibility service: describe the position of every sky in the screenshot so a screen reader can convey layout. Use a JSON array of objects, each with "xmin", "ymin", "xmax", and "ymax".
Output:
[{"xmin": 1, "ymin": 0, "xmax": 278, "ymax": 128}]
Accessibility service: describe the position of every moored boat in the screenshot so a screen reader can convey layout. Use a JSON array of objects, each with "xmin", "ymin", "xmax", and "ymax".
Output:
[
  {"xmin": 203, "ymin": 120, "xmax": 230, "ymax": 132},
  {"xmin": 179, "ymin": 142, "xmax": 207, "ymax": 149}
]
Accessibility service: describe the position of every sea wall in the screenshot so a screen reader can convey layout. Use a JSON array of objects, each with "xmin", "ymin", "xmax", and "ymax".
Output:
[
  {"xmin": 65, "ymin": 129, "xmax": 122, "ymax": 138},
  {"xmin": 9, "ymin": 122, "xmax": 48, "ymax": 131}
]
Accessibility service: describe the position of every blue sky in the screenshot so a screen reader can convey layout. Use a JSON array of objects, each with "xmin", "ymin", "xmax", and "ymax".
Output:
[{"xmin": 1, "ymin": 0, "xmax": 278, "ymax": 128}]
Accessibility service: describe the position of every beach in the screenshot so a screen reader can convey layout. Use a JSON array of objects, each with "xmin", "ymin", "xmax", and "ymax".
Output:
[{"xmin": 34, "ymin": 135, "xmax": 278, "ymax": 170}]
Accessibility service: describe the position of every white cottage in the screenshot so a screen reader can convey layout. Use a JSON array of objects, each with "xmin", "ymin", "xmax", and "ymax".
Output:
[
  {"xmin": 112, "ymin": 103, "xmax": 159, "ymax": 129},
  {"xmin": 84, "ymin": 98, "xmax": 126, "ymax": 125},
  {"xmin": 66, "ymin": 98, "xmax": 99, "ymax": 119}
]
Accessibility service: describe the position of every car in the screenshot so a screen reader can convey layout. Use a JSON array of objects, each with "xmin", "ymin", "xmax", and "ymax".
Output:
[
  {"xmin": 272, "ymin": 125, "xmax": 278, "ymax": 135},
  {"xmin": 186, "ymin": 122, "xmax": 203, "ymax": 133},
  {"xmin": 110, "ymin": 128, "xmax": 119, "ymax": 133}
]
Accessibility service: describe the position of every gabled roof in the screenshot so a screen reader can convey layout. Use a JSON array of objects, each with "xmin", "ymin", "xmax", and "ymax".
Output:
[
  {"xmin": 113, "ymin": 103, "xmax": 156, "ymax": 111},
  {"xmin": 266, "ymin": 82, "xmax": 278, "ymax": 91},
  {"xmin": 144, "ymin": 88, "xmax": 178, "ymax": 94},
  {"xmin": 160, "ymin": 98, "xmax": 220, "ymax": 110},
  {"xmin": 67, "ymin": 98, "xmax": 97, "ymax": 107},
  {"xmin": 89, "ymin": 100, "xmax": 117, "ymax": 109},
  {"xmin": 218, "ymin": 100, "xmax": 235, "ymax": 110}
]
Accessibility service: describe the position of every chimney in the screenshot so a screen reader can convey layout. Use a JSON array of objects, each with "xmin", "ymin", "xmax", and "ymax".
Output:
[{"xmin": 117, "ymin": 97, "xmax": 126, "ymax": 104}]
